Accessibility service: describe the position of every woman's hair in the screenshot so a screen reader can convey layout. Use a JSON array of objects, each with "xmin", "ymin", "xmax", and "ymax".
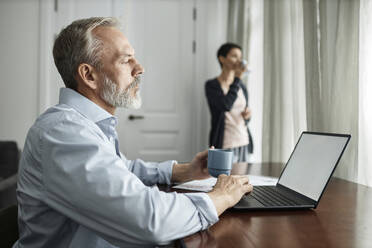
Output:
[{"xmin": 216, "ymin": 42, "xmax": 242, "ymax": 67}]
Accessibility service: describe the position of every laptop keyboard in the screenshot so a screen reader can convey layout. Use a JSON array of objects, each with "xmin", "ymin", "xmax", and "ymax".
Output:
[{"xmin": 250, "ymin": 186, "xmax": 304, "ymax": 206}]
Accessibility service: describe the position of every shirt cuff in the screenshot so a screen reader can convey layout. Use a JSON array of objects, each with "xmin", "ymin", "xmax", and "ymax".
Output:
[
  {"xmin": 184, "ymin": 192, "xmax": 219, "ymax": 230},
  {"xmin": 157, "ymin": 160, "xmax": 176, "ymax": 185}
]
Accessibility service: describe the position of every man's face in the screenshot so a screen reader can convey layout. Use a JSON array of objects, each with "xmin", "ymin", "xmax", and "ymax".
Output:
[{"xmin": 94, "ymin": 26, "xmax": 144, "ymax": 108}]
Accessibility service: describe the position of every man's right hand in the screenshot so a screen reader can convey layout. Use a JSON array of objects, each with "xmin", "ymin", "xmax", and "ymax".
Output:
[{"xmin": 207, "ymin": 175, "xmax": 253, "ymax": 216}]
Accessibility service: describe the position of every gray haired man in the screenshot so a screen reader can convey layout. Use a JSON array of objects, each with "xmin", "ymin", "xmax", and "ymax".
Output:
[{"xmin": 13, "ymin": 17, "xmax": 252, "ymax": 247}]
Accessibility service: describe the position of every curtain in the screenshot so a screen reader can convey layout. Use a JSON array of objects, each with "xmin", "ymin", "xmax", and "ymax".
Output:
[
  {"xmin": 261, "ymin": 0, "xmax": 307, "ymax": 162},
  {"xmin": 302, "ymin": 0, "xmax": 321, "ymax": 132},
  {"xmin": 303, "ymin": 0, "xmax": 360, "ymax": 181},
  {"xmin": 358, "ymin": 0, "xmax": 372, "ymax": 187},
  {"xmin": 318, "ymin": 0, "xmax": 360, "ymax": 181},
  {"xmin": 227, "ymin": 0, "xmax": 250, "ymax": 61},
  {"xmin": 227, "ymin": 0, "xmax": 371, "ymax": 186}
]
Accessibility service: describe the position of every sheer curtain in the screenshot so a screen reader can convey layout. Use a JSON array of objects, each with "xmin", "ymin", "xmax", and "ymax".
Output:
[
  {"xmin": 358, "ymin": 0, "xmax": 372, "ymax": 187},
  {"xmin": 303, "ymin": 0, "xmax": 372, "ymax": 186},
  {"xmin": 303, "ymin": 0, "xmax": 360, "ymax": 182},
  {"xmin": 268, "ymin": 0, "xmax": 368, "ymax": 185},
  {"xmin": 303, "ymin": 0, "xmax": 360, "ymax": 181},
  {"xmin": 227, "ymin": 0, "xmax": 371, "ymax": 186},
  {"xmin": 316, "ymin": 0, "xmax": 360, "ymax": 181},
  {"xmin": 261, "ymin": 0, "xmax": 307, "ymax": 162},
  {"xmin": 227, "ymin": 0, "xmax": 250, "ymax": 55}
]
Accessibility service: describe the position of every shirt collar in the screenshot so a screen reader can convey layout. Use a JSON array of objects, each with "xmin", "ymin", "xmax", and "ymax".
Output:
[{"xmin": 59, "ymin": 88, "xmax": 116, "ymax": 124}]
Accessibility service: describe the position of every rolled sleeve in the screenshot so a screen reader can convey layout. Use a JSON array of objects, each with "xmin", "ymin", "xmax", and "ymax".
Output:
[
  {"xmin": 184, "ymin": 193, "xmax": 219, "ymax": 229},
  {"xmin": 124, "ymin": 159, "xmax": 175, "ymax": 186},
  {"xmin": 156, "ymin": 160, "xmax": 175, "ymax": 185}
]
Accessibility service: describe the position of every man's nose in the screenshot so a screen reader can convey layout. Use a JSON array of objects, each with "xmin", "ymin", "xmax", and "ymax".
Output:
[{"xmin": 132, "ymin": 62, "xmax": 144, "ymax": 77}]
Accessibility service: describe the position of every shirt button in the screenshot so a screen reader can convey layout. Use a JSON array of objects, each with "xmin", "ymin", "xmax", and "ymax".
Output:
[{"xmin": 111, "ymin": 119, "xmax": 115, "ymax": 125}]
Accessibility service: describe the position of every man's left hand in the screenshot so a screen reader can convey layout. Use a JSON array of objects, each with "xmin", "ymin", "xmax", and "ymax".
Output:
[{"xmin": 171, "ymin": 149, "xmax": 211, "ymax": 183}]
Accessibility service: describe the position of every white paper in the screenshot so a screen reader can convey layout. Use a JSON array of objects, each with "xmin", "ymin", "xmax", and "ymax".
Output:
[
  {"xmin": 248, "ymin": 175, "xmax": 278, "ymax": 186},
  {"xmin": 172, "ymin": 175, "xmax": 278, "ymax": 192},
  {"xmin": 173, "ymin": 177, "xmax": 217, "ymax": 192}
]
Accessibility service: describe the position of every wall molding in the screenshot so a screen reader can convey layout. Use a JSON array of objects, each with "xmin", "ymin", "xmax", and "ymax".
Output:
[{"xmin": 37, "ymin": 0, "xmax": 55, "ymax": 114}]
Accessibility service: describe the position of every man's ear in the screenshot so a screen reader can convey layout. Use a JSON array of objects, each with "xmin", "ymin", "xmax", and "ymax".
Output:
[{"xmin": 76, "ymin": 63, "xmax": 99, "ymax": 90}]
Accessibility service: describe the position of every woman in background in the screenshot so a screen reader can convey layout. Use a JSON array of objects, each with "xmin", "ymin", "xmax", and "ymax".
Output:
[{"xmin": 205, "ymin": 43, "xmax": 253, "ymax": 162}]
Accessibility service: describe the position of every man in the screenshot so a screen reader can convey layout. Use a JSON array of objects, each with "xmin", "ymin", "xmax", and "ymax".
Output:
[{"xmin": 13, "ymin": 17, "xmax": 253, "ymax": 247}]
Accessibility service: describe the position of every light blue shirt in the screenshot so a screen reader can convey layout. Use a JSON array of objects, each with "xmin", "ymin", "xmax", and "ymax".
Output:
[{"xmin": 13, "ymin": 88, "xmax": 218, "ymax": 248}]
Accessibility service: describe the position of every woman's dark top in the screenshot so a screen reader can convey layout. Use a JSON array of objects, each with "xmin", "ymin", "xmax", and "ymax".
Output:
[{"xmin": 205, "ymin": 77, "xmax": 253, "ymax": 152}]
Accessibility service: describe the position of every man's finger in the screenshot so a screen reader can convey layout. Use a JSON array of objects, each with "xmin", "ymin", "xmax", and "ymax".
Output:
[
  {"xmin": 232, "ymin": 175, "xmax": 248, "ymax": 179},
  {"xmin": 197, "ymin": 149, "xmax": 209, "ymax": 159},
  {"xmin": 244, "ymin": 184, "xmax": 254, "ymax": 193},
  {"xmin": 237, "ymin": 176, "xmax": 249, "ymax": 185}
]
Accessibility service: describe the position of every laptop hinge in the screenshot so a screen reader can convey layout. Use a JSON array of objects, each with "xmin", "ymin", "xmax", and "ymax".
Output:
[{"xmin": 276, "ymin": 184, "xmax": 317, "ymax": 207}]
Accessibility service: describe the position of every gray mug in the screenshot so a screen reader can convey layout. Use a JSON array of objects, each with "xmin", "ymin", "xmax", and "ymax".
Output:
[{"xmin": 207, "ymin": 149, "xmax": 233, "ymax": 177}]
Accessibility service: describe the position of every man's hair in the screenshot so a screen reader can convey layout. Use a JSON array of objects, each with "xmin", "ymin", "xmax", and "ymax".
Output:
[
  {"xmin": 216, "ymin": 42, "xmax": 242, "ymax": 68},
  {"xmin": 53, "ymin": 17, "xmax": 120, "ymax": 90}
]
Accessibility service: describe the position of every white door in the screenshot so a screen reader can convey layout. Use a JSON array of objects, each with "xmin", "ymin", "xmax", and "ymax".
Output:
[
  {"xmin": 50, "ymin": 0, "xmax": 195, "ymax": 162},
  {"xmin": 117, "ymin": 0, "xmax": 195, "ymax": 162}
]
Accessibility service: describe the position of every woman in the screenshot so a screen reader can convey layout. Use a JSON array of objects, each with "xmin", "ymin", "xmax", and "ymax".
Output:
[{"xmin": 205, "ymin": 43, "xmax": 253, "ymax": 162}]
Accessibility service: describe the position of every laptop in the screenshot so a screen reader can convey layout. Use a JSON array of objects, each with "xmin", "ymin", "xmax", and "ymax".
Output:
[{"xmin": 234, "ymin": 132, "xmax": 351, "ymax": 210}]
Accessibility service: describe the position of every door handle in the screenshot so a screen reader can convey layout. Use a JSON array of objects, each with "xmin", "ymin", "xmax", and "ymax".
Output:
[{"xmin": 128, "ymin": 115, "xmax": 144, "ymax": 121}]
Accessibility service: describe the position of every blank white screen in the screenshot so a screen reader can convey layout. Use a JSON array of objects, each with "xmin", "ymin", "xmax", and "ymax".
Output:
[{"xmin": 278, "ymin": 133, "xmax": 348, "ymax": 201}]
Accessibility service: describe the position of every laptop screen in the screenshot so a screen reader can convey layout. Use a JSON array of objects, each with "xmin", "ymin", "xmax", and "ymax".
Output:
[{"xmin": 278, "ymin": 133, "xmax": 349, "ymax": 201}]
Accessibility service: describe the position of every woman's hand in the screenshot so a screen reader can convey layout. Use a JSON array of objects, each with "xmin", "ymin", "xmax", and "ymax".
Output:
[
  {"xmin": 241, "ymin": 107, "xmax": 252, "ymax": 120},
  {"xmin": 234, "ymin": 61, "xmax": 249, "ymax": 79}
]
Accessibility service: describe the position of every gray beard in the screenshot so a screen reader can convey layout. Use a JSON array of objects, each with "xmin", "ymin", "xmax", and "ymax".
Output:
[{"xmin": 100, "ymin": 74, "xmax": 142, "ymax": 109}]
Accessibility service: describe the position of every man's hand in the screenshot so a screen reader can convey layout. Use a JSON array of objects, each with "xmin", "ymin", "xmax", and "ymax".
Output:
[
  {"xmin": 241, "ymin": 107, "xmax": 252, "ymax": 120},
  {"xmin": 188, "ymin": 148, "xmax": 211, "ymax": 180},
  {"xmin": 171, "ymin": 148, "xmax": 211, "ymax": 183},
  {"xmin": 207, "ymin": 175, "xmax": 253, "ymax": 216}
]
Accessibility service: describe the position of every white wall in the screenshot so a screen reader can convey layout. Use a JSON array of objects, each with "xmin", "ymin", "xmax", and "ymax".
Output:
[{"xmin": 0, "ymin": 0, "xmax": 40, "ymax": 149}]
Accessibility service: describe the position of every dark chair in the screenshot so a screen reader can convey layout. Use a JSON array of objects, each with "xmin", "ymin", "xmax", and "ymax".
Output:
[
  {"xmin": 0, "ymin": 141, "xmax": 19, "ymax": 178},
  {"xmin": 0, "ymin": 141, "xmax": 19, "ymax": 209},
  {"xmin": 0, "ymin": 204, "xmax": 18, "ymax": 248},
  {"xmin": 0, "ymin": 141, "xmax": 19, "ymax": 247}
]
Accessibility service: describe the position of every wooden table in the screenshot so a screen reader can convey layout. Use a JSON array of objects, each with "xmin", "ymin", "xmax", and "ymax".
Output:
[{"xmin": 166, "ymin": 163, "xmax": 372, "ymax": 248}]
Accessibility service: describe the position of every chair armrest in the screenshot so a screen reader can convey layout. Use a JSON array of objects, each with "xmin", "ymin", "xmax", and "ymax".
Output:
[
  {"xmin": 0, "ymin": 174, "xmax": 17, "ymax": 209},
  {"xmin": 0, "ymin": 174, "xmax": 17, "ymax": 192}
]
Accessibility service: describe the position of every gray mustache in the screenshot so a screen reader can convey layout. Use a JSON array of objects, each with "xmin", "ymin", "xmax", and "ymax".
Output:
[{"xmin": 128, "ymin": 76, "xmax": 141, "ymax": 90}]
